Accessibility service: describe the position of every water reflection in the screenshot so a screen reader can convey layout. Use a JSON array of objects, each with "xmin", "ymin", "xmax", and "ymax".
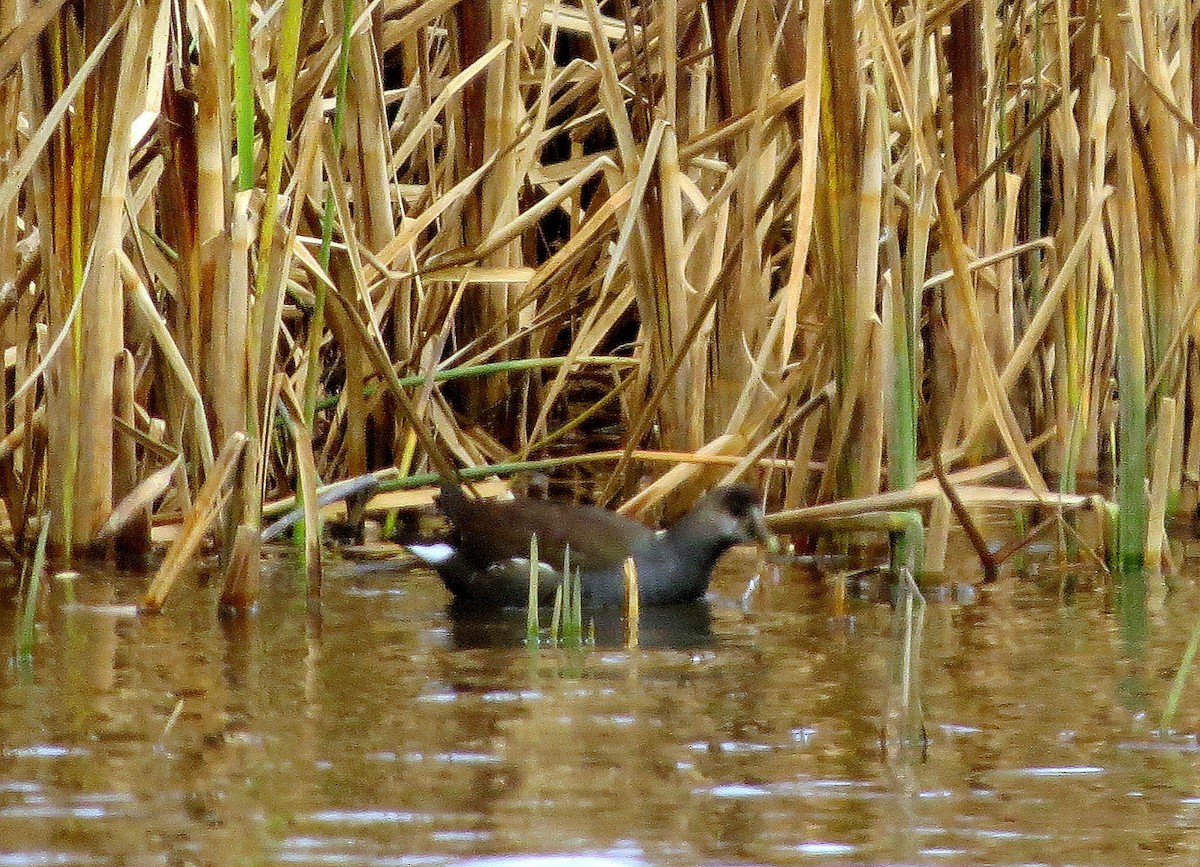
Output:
[
  {"xmin": 446, "ymin": 600, "xmax": 714, "ymax": 650},
  {"xmin": 1, "ymin": 555, "xmax": 1200, "ymax": 865}
]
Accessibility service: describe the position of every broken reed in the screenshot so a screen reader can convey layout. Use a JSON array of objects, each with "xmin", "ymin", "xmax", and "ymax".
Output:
[{"xmin": 1, "ymin": 0, "xmax": 1197, "ymax": 602}]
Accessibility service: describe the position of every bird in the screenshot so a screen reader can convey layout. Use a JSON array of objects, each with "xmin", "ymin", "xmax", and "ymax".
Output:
[{"xmin": 407, "ymin": 481, "xmax": 774, "ymax": 607}]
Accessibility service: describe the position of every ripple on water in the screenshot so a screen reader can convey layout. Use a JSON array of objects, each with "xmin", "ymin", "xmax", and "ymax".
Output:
[
  {"xmin": 276, "ymin": 844, "xmax": 447, "ymax": 867},
  {"xmin": 4, "ymin": 745, "xmax": 90, "ymax": 759},
  {"xmin": 0, "ymin": 801, "xmax": 125, "ymax": 821},
  {"xmin": 5, "ymin": 557, "xmax": 1200, "ymax": 866},
  {"xmin": 450, "ymin": 856, "xmax": 649, "ymax": 867},
  {"xmin": 701, "ymin": 783, "xmax": 771, "ymax": 798},
  {"xmin": 481, "ymin": 690, "xmax": 544, "ymax": 703},
  {"xmin": 0, "ymin": 854, "xmax": 109, "ymax": 866},
  {"xmin": 992, "ymin": 765, "xmax": 1106, "ymax": 778},
  {"xmin": 778, "ymin": 841, "xmax": 858, "ymax": 856},
  {"xmin": 306, "ymin": 808, "xmax": 435, "ymax": 825}
]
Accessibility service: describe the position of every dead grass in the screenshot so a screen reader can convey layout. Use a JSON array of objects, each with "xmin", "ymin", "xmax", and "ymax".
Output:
[{"xmin": 0, "ymin": 0, "xmax": 1197, "ymax": 597}]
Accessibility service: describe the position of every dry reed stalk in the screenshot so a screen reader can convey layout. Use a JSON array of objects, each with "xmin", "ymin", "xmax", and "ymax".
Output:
[
  {"xmin": 924, "ymin": 494, "xmax": 951, "ymax": 574},
  {"xmin": 111, "ymin": 349, "xmax": 148, "ymax": 558},
  {"xmin": 658, "ymin": 125, "xmax": 705, "ymax": 447},
  {"xmin": 708, "ymin": 10, "xmax": 787, "ymax": 438},
  {"xmin": 821, "ymin": 0, "xmax": 863, "ymax": 452},
  {"xmin": 1, "ymin": 10, "xmax": 131, "ymax": 217},
  {"xmin": 964, "ymin": 188, "xmax": 1113, "ymax": 448},
  {"xmin": 75, "ymin": 2, "xmax": 164, "ymax": 548},
  {"xmin": 582, "ymin": 0, "xmax": 694, "ymax": 455},
  {"xmin": 0, "ymin": 6, "xmax": 20, "ymax": 538},
  {"xmin": 721, "ymin": 376, "xmax": 831, "ymax": 488},
  {"xmin": 0, "ymin": 0, "xmax": 1195, "ymax": 588},
  {"xmin": 619, "ymin": 433, "xmax": 747, "ymax": 518},
  {"xmin": 937, "ymin": 177, "xmax": 1050, "ymax": 493},
  {"xmin": 345, "ymin": 16, "xmax": 399, "ymax": 469},
  {"xmin": 98, "ymin": 458, "xmax": 180, "ymax": 548},
  {"xmin": 771, "ymin": 484, "xmax": 1094, "ymax": 535},
  {"xmin": 195, "ymin": 2, "xmax": 234, "ymax": 451},
  {"xmin": 120, "ymin": 253, "xmax": 214, "ymax": 469},
  {"xmin": 1145, "ymin": 395, "xmax": 1176, "ymax": 568},
  {"xmin": 216, "ymin": 190, "xmax": 255, "ymax": 449},
  {"xmin": 141, "ymin": 432, "xmax": 248, "ymax": 613},
  {"xmin": 13, "ymin": 7, "xmax": 126, "ymax": 554},
  {"xmin": 623, "ymin": 556, "xmax": 639, "ymax": 648},
  {"xmin": 0, "ymin": 409, "xmax": 43, "ymax": 465},
  {"xmin": 774, "ymin": 429, "xmax": 1058, "ymax": 526},
  {"xmin": 221, "ymin": 524, "xmax": 261, "ymax": 612},
  {"xmin": 1190, "ymin": 348, "xmax": 1200, "ymax": 509},
  {"xmin": 278, "ymin": 376, "xmax": 322, "ymax": 598}
]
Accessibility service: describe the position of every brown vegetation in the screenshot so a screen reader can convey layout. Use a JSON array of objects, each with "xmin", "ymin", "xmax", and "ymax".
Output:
[{"xmin": 0, "ymin": 0, "xmax": 1197, "ymax": 599}]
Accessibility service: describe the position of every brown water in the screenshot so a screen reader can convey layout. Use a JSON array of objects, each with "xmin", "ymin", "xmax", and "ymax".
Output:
[{"xmin": 2, "ymin": 546, "xmax": 1200, "ymax": 866}]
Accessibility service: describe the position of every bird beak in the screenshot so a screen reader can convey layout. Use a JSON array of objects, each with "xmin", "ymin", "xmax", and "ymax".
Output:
[{"xmin": 750, "ymin": 506, "xmax": 781, "ymax": 554}]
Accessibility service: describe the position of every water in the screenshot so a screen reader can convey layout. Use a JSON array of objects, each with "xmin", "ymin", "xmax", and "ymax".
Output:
[{"xmin": 1, "ymin": 547, "xmax": 1199, "ymax": 865}]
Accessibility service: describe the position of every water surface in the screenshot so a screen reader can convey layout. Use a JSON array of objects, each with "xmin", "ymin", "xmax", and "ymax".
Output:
[{"xmin": 2, "ymin": 546, "xmax": 1199, "ymax": 865}]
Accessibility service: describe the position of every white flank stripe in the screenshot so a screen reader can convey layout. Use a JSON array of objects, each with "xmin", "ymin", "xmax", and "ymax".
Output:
[{"xmin": 407, "ymin": 543, "xmax": 457, "ymax": 564}]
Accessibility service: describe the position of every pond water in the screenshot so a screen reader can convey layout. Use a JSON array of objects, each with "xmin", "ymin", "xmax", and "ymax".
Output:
[{"xmin": 2, "ymin": 542, "xmax": 1200, "ymax": 865}]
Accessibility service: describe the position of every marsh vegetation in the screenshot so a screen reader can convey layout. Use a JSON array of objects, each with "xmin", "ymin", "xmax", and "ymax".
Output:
[{"xmin": 1, "ymin": 0, "xmax": 1197, "ymax": 604}]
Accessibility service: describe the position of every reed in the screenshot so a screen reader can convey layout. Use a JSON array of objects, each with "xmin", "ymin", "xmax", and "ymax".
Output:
[
  {"xmin": 526, "ymin": 533, "xmax": 540, "ymax": 648},
  {"xmin": 885, "ymin": 564, "xmax": 926, "ymax": 755},
  {"xmin": 1, "ymin": 0, "xmax": 1196, "ymax": 602},
  {"xmin": 623, "ymin": 557, "xmax": 640, "ymax": 648},
  {"xmin": 13, "ymin": 516, "xmax": 50, "ymax": 667},
  {"xmin": 1161, "ymin": 615, "xmax": 1200, "ymax": 732}
]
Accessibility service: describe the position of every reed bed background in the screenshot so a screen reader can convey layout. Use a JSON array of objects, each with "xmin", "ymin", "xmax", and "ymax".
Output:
[{"xmin": 0, "ymin": 0, "xmax": 1197, "ymax": 604}]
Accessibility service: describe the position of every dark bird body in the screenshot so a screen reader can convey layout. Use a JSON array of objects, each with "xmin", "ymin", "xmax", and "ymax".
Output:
[{"xmin": 408, "ymin": 482, "xmax": 772, "ymax": 607}]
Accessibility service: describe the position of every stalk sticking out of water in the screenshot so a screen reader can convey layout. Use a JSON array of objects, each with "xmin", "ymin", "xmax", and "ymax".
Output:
[
  {"xmin": 561, "ymin": 545, "xmax": 572, "ymax": 642},
  {"xmin": 565, "ymin": 566, "xmax": 583, "ymax": 650},
  {"xmin": 526, "ymin": 534, "xmax": 540, "ymax": 648},
  {"xmin": 1101, "ymin": 1, "xmax": 1149, "ymax": 572},
  {"xmin": 142, "ymin": 433, "xmax": 248, "ymax": 613},
  {"xmin": 547, "ymin": 545, "xmax": 583, "ymax": 648},
  {"xmin": 1144, "ymin": 397, "xmax": 1176, "ymax": 569},
  {"xmin": 623, "ymin": 557, "xmax": 639, "ymax": 649},
  {"xmin": 278, "ymin": 378, "xmax": 322, "ymax": 601},
  {"xmin": 549, "ymin": 584, "xmax": 562, "ymax": 645},
  {"xmin": 14, "ymin": 515, "xmax": 51, "ymax": 667}
]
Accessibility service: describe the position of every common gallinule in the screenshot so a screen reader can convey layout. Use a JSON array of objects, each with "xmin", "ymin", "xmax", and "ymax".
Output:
[{"xmin": 408, "ymin": 482, "xmax": 772, "ymax": 607}]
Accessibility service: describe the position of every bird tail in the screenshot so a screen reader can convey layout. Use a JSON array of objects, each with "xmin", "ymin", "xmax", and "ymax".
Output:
[{"xmin": 434, "ymin": 479, "xmax": 472, "ymax": 523}]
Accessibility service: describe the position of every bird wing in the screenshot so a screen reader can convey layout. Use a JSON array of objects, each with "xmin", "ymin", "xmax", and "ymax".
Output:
[{"xmin": 437, "ymin": 486, "xmax": 652, "ymax": 573}]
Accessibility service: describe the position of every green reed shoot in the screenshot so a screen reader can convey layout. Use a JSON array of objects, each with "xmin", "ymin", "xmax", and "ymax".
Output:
[
  {"xmin": 560, "ymin": 544, "xmax": 581, "ymax": 648},
  {"xmin": 14, "ymin": 516, "xmax": 51, "ymax": 666},
  {"xmin": 230, "ymin": 0, "xmax": 254, "ymax": 189},
  {"xmin": 560, "ymin": 565, "xmax": 583, "ymax": 649},
  {"xmin": 538, "ymin": 543, "xmax": 584, "ymax": 649}
]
